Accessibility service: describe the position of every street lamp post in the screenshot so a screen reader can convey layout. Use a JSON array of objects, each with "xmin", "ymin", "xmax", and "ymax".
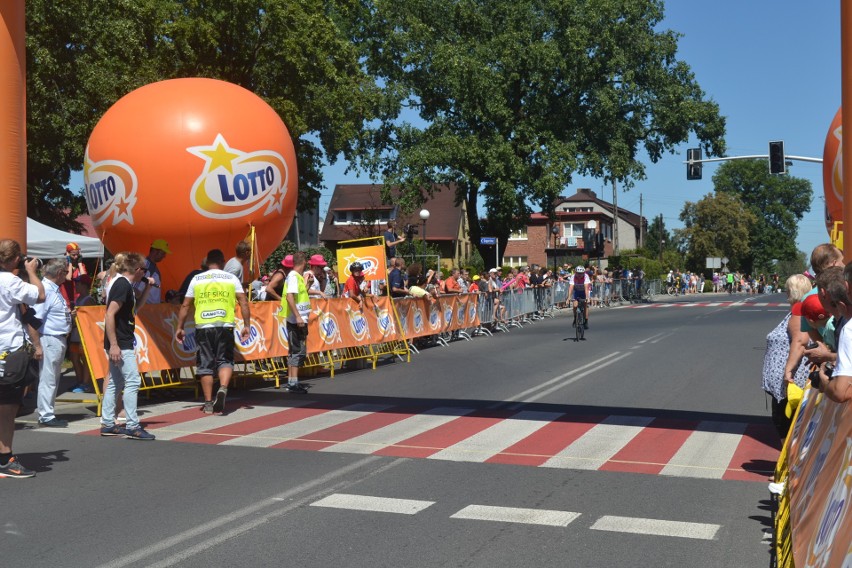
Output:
[
  {"xmin": 419, "ymin": 208, "xmax": 430, "ymax": 268},
  {"xmin": 586, "ymin": 220, "xmax": 599, "ymax": 270},
  {"xmin": 551, "ymin": 225, "xmax": 559, "ymax": 274}
]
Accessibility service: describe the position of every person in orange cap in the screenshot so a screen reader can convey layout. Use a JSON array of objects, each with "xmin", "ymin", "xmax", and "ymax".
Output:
[{"xmin": 63, "ymin": 242, "xmax": 87, "ymax": 306}]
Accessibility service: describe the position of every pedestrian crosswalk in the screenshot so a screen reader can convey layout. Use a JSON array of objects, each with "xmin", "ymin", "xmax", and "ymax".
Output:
[{"xmin": 42, "ymin": 398, "xmax": 780, "ymax": 481}]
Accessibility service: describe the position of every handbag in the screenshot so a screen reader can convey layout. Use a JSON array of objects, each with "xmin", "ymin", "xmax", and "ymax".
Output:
[{"xmin": 0, "ymin": 344, "xmax": 35, "ymax": 388}]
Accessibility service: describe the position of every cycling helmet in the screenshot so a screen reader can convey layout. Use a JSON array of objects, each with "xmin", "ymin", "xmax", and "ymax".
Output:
[
  {"xmin": 575, "ymin": 266, "xmax": 585, "ymax": 273},
  {"xmin": 350, "ymin": 261, "xmax": 364, "ymax": 273}
]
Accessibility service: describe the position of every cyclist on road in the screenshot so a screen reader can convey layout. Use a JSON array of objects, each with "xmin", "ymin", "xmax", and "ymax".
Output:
[{"xmin": 569, "ymin": 265, "xmax": 591, "ymax": 330}]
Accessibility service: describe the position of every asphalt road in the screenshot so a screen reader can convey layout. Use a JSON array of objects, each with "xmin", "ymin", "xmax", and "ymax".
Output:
[{"xmin": 4, "ymin": 293, "xmax": 785, "ymax": 568}]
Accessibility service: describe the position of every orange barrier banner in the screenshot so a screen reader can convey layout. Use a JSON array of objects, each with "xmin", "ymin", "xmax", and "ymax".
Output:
[
  {"xmin": 76, "ymin": 296, "xmax": 404, "ymax": 378},
  {"xmin": 394, "ymin": 294, "xmax": 480, "ymax": 339},
  {"xmin": 786, "ymin": 387, "xmax": 852, "ymax": 567}
]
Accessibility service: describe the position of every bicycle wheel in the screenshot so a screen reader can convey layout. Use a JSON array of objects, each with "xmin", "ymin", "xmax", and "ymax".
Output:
[{"xmin": 575, "ymin": 307, "xmax": 585, "ymax": 341}]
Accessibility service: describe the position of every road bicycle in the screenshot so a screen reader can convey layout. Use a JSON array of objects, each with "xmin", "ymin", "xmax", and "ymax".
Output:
[{"xmin": 573, "ymin": 299, "xmax": 587, "ymax": 341}]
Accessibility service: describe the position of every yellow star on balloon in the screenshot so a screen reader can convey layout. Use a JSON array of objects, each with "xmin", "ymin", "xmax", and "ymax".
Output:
[{"xmin": 200, "ymin": 141, "xmax": 240, "ymax": 173}]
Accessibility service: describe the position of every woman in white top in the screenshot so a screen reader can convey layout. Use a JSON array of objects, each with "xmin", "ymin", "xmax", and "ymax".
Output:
[{"xmin": 0, "ymin": 240, "xmax": 45, "ymax": 478}]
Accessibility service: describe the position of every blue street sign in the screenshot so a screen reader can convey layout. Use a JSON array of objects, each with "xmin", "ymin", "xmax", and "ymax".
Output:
[{"xmin": 480, "ymin": 237, "xmax": 497, "ymax": 245}]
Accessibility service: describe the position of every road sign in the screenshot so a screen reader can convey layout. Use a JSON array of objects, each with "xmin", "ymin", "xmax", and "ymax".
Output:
[{"xmin": 480, "ymin": 237, "xmax": 497, "ymax": 245}]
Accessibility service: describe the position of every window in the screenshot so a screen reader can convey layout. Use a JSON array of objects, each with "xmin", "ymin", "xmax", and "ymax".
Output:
[
  {"xmin": 506, "ymin": 256, "xmax": 527, "ymax": 267},
  {"xmin": 562, "ymin": 223, "xmax": 584, "ymax": 237},
  {"xmin": 509, "ymin": 228, "xmax": 528, "ymax": 240},
  {"xmin": 563, "ymin": 207, "xmax": 593, "ymax": 213}
]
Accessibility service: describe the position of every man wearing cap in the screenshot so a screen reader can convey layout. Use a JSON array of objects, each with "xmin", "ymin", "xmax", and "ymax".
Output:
[
  {"xmin": 224, "ymin": 240, "xmax": 251, "ymax": 284},
  {"xmin": 33, "ymin": 259, "xmax": 72, "ymax": 427},
  {"xmin": 176, "ymin": 249, "xmax": 251, "ymax": 414},
  {"xmin": 304, "ymin": 254, "xmax": 330, "ymax": 299},
  {"xmin": 344, "ymin": 262, "xmax": 368, "ymax": 308},
  {"xmin": 323, "ymin": 266, "xmax": 338, "ymax": 297},
  {"xmin": 136, "ymin": 239, "xmax": 171, "ymax": 304},
  {"xmin": 282, "ymin": 252, "xmax": 311, "ymax": 393}
]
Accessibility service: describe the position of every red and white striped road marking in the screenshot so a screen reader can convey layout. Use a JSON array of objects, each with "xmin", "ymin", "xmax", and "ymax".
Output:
[
  {"xmin": 620, "ymin": 301, "xmax": 786, "ymax": 309},
  {"xmin": 48, "ymin": 399, "xmax": 781, "ymax": 481}
]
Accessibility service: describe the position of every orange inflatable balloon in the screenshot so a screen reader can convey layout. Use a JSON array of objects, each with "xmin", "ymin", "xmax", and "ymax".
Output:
[
  {"xmin": 823, "ymin": 107, "xmax": 843, "ymax": 235},
  {"xmin": 85, "ymin": 78, "xmax": 297, "ymax": 290}
]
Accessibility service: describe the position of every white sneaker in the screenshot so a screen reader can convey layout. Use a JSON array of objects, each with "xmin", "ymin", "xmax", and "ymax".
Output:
[{"xmin": 768, "ymin": 481, "xmax": 786, "ymax": 495}]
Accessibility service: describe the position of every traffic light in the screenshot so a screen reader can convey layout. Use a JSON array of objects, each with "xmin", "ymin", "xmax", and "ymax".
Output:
[
  {"xmin": 686, "ymin": 148, "xmax": 702, "ymax": 180},
  {"xmin": 769, "ymin": 141, "xmax": 786, "ymax": 174},
  {"xmin": 582, "ymin": 228, "xmax": 595, "ymax": 254}
]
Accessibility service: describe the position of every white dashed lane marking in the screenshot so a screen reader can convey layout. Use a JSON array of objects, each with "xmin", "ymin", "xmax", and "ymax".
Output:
[
  {"xmin": 450, "ymin": 505, "xmax": 581, "ymax": 527},
  {"xmin": 590, "ymin": 515, "xmax": 721, "ymax": 540},
  {"xmin": 309, "ymin": 494, "xmax": 435, "ymax": 515}
]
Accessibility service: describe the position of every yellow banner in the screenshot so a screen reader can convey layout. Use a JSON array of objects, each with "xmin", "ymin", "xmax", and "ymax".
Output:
[{"xmin": 336, "ymin": 244, "xmax": 387, "ymax": 282}]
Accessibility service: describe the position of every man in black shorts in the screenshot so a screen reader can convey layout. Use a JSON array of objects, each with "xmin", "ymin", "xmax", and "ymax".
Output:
[{"xmin": 176, "ymin": 249, "xmax": 251, "ymax": 414}]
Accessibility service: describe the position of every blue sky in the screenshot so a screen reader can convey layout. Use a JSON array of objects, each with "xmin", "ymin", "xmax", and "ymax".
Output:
[{"xmin": 316, "ymin": 0, "xmax": 842, "ymax": 257}]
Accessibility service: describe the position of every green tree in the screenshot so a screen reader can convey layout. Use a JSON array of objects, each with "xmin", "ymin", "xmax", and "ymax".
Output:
[
  {"xmin": 712, "ymin": 159, "xmax": 812, "ymax": 274},
  {"xmin": 677, "ymin": 192, "xmax": 756, "ymax": 272},
  {"xmin": 641, "ymin": 214, "xmax": 673, "ymax": 260},
  {"xmin": 353, "ymin": 0, "xmax": 725, "ymax": 258},
  {"xmin": 25, "ymin": 0, "xmax": 394, "ymax": 230}
]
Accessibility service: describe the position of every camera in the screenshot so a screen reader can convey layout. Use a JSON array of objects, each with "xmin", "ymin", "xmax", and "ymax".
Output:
[
  {"xmin": 17, "ymin": 256, "xmax": 42, "ymax": 271},
  {"xmin": 806, "ymin": 340, "xmax": 818, "ymax": 350},
  {"xmin": 404, "ymin": 223, "xmax": 418, "ymax": 236}
]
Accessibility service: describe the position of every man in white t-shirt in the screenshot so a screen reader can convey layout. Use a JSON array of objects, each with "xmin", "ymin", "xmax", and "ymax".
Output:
[
  {"xmin": 282, "ymin": 252, "xmax": 311, "ymax": 393},
  {"xmin": 176, "ymin": 249, "xmax": 250, "ymax": 414}
]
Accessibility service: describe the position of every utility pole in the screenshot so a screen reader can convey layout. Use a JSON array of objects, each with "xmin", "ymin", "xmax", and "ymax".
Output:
[
  {"xmin": 658, "ymin": 213, "xmax": 664, "ymax": 264},
  {"xmin": 639, "ymin": 193, "xmax": 644, "ymax": 249},
  {"xmin": 612, "ymin": 178, "xmax": 620, "ymax": 256}
]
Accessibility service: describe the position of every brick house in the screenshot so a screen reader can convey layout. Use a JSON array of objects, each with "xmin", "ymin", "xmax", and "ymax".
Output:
[
  {"xmin": 503, "ymin": 188, "xmax": 646, "ymax": 268},
  {"xmin": 319, "ymin": 183, "xmax": 472, "ymax": 269}
]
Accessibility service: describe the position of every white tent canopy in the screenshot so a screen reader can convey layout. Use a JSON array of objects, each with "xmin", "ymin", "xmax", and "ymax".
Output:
[{"xmin": 26, "ymin": 217, "xmax": 104, "ymax": 259}]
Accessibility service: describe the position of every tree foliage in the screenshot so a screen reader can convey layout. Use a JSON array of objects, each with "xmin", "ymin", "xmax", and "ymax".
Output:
[
  {"xmin": 677, "ymin": 192, "xmax": 756, "ymax": 272},
  {"xmin": 25, "ymin": 0, "xmax": 393, "ymax": 229},
  {"xmin": 711, "ymin": 159, "xmax": 812, "ymax": 274},
  {"xmin": 352, "ymin": 0, "xmax": 725, "ymax": 257}
]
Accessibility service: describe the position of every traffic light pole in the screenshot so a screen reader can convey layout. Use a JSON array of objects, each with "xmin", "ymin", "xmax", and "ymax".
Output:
[{"xmin": 683, "ymin": 155, "xmax": 823, "ymax": 165}]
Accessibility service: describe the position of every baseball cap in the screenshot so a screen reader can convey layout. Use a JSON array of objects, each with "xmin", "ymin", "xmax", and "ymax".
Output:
[
  {"xmin": 66, "ymin": 242, "xmax": 80, "ymax": 252},
  {"xmin": 489, "ymin": 268, "xmax": 498, "ymax": 273},
  {"xmin": 151, "ymin": 239, "xmax": 171, "ymax": 254},
  {"xmin": 281, "ymin": 255, "xmax": 294, "ymax": 268},
  {"xmin": 472, "ymin": 275, "xmax": 480, "ymax": 281},
  {"xmin": 801, "ymin": 294, "xmax": 828, "ymax": 323},
  {"xmin": 309, "ymin": 254, "xmax": 327, "ymax": 267},
  {"xmin": 323, "ymin": 266, "xmax": 332, "ymax": 272}
]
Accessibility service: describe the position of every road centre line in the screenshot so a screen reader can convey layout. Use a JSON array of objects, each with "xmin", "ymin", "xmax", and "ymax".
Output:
[
  {"xmin": 590, "ymin": 515, "xmax": 720, "ymax": 540},
  {"xmin": 638, "ymin": 332, "xmax": 666, "ymax": 344},
  {"xmin": 649, "ymin": 333, "xmax": 673, "ymax": 344},
  {"xmin": 518, "ymin": 352, "xmax": 634, "ymax": 405},
  {"xmin": 503, "ymin": 353, "xmax": 631, "ymax": 407},
  {"xmin": 310, "ymin": 493, "xmax": 435, "ymax": 515},
  {"xmin": 450, "ymin": 505, "xmax": 581, "ymax": 527},
  {"xmin": 93, "ymin": 456, "xmax": 400, "ymax": 568}
]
